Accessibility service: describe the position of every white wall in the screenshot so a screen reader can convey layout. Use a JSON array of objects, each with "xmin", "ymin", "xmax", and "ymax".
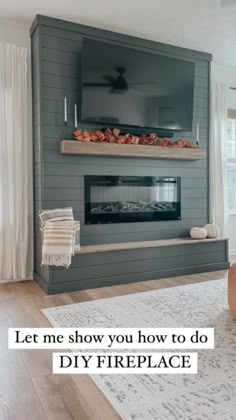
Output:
[
  {"xmin": 212, "ymin": 62, "xmax": 236, "ymax": 254},
  {"xmin": 0, "ymin": 20, "xmax": 30, "ymax": 48},
  {"xmin": 212, "ymin": 62, "xmax": 236, "ymax": 87}
]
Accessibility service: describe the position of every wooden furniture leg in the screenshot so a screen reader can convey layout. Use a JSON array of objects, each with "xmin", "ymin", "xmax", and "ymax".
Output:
[{"xmin": 228, "ymin": 263, "xmax": 236, "ymax": 319}]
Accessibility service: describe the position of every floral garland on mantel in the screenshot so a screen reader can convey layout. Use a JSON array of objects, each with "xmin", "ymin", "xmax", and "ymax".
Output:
[{"xmin": 74, "ymin": 128, "xmax": 199, "ymax": 149}]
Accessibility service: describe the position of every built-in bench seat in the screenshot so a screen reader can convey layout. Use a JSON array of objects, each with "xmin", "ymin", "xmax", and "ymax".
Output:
[
  {"xmin": 35, "ymin": 237, "xmax": 230, "ymax": 294},
  {"xmin": 75, "ymin": 237, "xmax": 228, "ymax": 255}
]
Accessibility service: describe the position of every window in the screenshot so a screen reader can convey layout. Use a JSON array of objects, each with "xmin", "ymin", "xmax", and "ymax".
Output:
[{"xmin": 227, "ymin": 113, "xmax": 236, "ymax": 213}]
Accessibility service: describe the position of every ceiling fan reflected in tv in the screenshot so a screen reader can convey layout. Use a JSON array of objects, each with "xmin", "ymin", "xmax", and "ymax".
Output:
[
  {"xmin": 84, "ymin": 66, "xmax": 155, "ymax": 94},
  {"xmin": 81, "ymin": 38, "xmax": 195, "ymax": 131}
]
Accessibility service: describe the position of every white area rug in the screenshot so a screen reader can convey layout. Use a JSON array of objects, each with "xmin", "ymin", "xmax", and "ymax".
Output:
[{"xmin": 43, "ymin": 279, "xmax": 236, "ymax": 420}]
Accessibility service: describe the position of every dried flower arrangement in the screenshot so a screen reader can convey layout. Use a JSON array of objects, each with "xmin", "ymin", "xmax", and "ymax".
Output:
[{"xmin": 74, "ymin": 128, "xmax": 198, "ymax": 149}]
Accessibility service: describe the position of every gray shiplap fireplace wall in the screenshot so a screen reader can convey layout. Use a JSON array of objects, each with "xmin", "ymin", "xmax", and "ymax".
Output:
[{"xmin": 31, "ymin": 15, "xmax": 229, "ymax": 293}]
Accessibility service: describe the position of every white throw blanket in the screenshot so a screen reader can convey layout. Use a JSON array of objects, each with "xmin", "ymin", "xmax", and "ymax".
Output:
[{"xmin": 39, "ymin": 208, "xmax": 80, "ymax": 268}]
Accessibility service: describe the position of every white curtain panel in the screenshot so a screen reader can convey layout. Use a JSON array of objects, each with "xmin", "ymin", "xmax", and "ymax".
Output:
[
  {"xmin": 0, "ymin": 43, "xmax": 33, "ymax": 282},
  {"xmin": 210, "ymin": 82, "xmax": 228, "ymax": 236}
]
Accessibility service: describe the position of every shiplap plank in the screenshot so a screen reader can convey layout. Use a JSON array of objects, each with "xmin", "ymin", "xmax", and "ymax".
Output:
[
  {"xmin": 42, "ymin": 74, "xmax": 80, "ymax": 91},
  {"xmin": 78, "ymin": 229, "xmax": 207, "ymax": 245},
  {"xmin": 42, "ymin": 87, "xmax": 80, "ymax": 102},
  {"xmin": 44, "ymin": 163, "xmax": 207, "ymax": 178},
  {"xmin": 42, "ymin": 47, "xmax": 81, "ymax": 66},
  {"xmin": 44, "ymin": 175, "xmax": 84, "ymax": 188},
  {"xmin": 42, "ymin": 34, "xmax": 82, "ymax": 53},
  {"xmin": 195, "ymin": 77, "xmax": 208, "ymax": 88},
  {"xmin": 194, "ymin": 66, "xmax": 209, "ymax": 78},
  {"xmin": 53, "ymin": 251, "xmax": 223, "ymax": 283},
  {"xmin": 34, "ymin": 176, "xmax": 41, "ymax": 189},
  {"xmin": 193, "ymin": 96, "xmax": 208, "ymax": 109},
  {"xmin": 42, "ymin": 60, "xmax": 80, "ymax": 78},
  {"xmin": 49, "ymin": 262, "xmax": 228, "ymax": 293}
]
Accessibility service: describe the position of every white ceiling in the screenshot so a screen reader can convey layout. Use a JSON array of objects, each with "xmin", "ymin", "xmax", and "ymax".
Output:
[{"xmin": 1, "ymin": 0, "xmax": 236, "ymax": 66}]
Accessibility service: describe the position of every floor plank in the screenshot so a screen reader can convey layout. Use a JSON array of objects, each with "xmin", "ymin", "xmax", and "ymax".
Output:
[{"xmin": 0, "ymin": 350, "xmax": 46, "ymax": 420}]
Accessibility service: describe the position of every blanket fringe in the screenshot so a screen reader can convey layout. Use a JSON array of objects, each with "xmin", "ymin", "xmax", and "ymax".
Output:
[{"xmin": 41, "ymin": 254, "xmax": 71, "ymax": 268}]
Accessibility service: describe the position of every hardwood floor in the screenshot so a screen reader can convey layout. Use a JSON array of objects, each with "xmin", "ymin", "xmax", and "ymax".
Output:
[{"xmin": 0, "ymin": 269, "xmax": 228, "ymax": 420}]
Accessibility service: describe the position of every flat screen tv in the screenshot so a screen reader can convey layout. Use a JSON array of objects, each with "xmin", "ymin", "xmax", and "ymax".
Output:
[{"xmin": 81, "ymin": 38, "xmax": 195, "ymax": 131}]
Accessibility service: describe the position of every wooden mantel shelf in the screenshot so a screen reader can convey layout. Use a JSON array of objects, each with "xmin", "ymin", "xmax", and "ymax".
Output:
[{"xmin": 60, "ymin": 140, "xmax": 206, "ymax": 160}]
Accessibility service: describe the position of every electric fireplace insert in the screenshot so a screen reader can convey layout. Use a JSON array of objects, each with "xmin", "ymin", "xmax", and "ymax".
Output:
[{"xmin": 85, "ymin": 176, "xmax": 181, "ymax": 224}]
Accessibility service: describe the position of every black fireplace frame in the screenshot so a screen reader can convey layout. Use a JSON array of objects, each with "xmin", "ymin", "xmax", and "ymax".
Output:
[{"xmin": 85, "ymin": 175, "xmax": 181, "ymax": 225}]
